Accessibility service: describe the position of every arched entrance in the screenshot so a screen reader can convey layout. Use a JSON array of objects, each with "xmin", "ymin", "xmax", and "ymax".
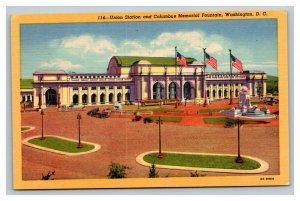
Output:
[
  {"xmin": 224, "ymin": 89, "xmax": 228, "ymax": 98},
  {"xmin": 73, "ymin": 94, "xmax": 78, "ymax": 105},
  {"xmin": 45, "ymin": 89, "xmax": 57, "ymax": 105},
  {"xmin": 218, "ymin": 89, "xmax": 222, "ymax": 98},
  {"xmin": 117, "ymin": 93, "xmax": 122, "ymax": 103},
  {"xmin": 213, "ymin": 90, "xmax": 216, "ymax": 99},
  {"xmin": 91, "ymin": 94, "xmax": 96, "ymax": 104},
  {"xmin": 183, "ymin": 82, "xmax": 192, "ymax": 100},
  {"xmin": 109, "ymin": 93, "xmax": 114, "ymax": 103},
  {"xmin": 82, "ymin": 94, "xmax": 87, "ymax": 105},
  {"xmin": 169, "ymin": 82, "xmax": 177, "ymax": 99},
  {"xmin": 100, "ymin": 93, "xmax": 105, "ymax": 104},
  {"xmin": 206, "ymin": 89, "xmax": 210, "ymax": 98},
  {"xmin": 235, "ymin": 89, "xmax": 239, "ymax": 98},
  {"xmin": 153, "ymin": 82, "xmax": 162, "ymax": 100},
  {"xmin": 125, "ymin": 93, "xmax": 130, "ymax": 101}
]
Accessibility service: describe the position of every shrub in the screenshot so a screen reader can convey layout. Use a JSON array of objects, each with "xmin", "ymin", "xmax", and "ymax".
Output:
[
  {"xmin": 149, "ymin": 163, "xmax": 159, "ymax": 178},
  {"xmin": 190, "ymin": 171, "xmax": 206, "ymax": 177},
  {"xmin": 107, "ymin": 162, "xmax": 130, "ymax": 179}
]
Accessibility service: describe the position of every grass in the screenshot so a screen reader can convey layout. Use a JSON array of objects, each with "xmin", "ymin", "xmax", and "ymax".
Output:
[
  {"xmin": 124, "ymin": 107, "xmax": 184, "ymax": 113},
  {"xmin": 203, "ymin": 117, "xmax": 268, "ymax": 124},
  {"xmin": 199, "ymin": 108, "xmax": 231, "ymax": 113},
  {"xmin": 251, "ymin": 101, "xmax": 262, "ymax": 105},
  {"xmin": 149, "ymin": 116, "xmax": 182, "ymax": 122},
  {"xmin": 28, "ymin": 136, "xmax": 95, "ymax": 153},
  {"xmin": 20, "ymin": 79, "xmax": 33, "ymax": 89},
  {"xmin": 144, "ymin": 153, "xmax": 261, "ymax": 170}
]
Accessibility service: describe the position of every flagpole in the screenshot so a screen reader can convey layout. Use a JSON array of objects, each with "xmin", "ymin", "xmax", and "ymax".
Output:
[
  {"xmin": 203, "ymin": 48, "xmax": 208, "ymax": 107},
  {"xmin": 229, "ymin": 49, "xmax": 233, "ymax": 105},
  {"xmin": 175, "ymin": 46, "xmax": 178, "ymax": 108}
]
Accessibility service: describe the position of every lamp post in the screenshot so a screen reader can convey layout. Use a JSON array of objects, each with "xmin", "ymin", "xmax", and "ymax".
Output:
[
  {"xmin": 156, "ymin": 116, "xmax": 164, "ymax": 159},
  {"xmin": 40, "ymin": 109, "xmax": 45, "ymax": 140},
  {"xmin": 77, "ymin": 113, "xmax": 83, "ymax": 148},
  {"xmin": 235, "ymin": 118, "xmax": 243, "ymax": 163}
]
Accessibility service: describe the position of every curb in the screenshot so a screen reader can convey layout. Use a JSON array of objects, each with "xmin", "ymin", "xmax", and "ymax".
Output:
[{"xmin": 136, "ymin": 151, "xmax": 269, "ymax": 174}]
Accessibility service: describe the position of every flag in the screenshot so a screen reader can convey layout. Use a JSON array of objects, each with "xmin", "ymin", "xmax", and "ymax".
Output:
[
  {"xmin": 205, "ymin": 52, "xmax": 218, "ymax": 70},
  {"xmin": 231, "ymin": 54, "xmax": 243, "ymax": 73},
  {"xmin": 177, "ymin": 52, "xmax": 188, "ymax": 67}
]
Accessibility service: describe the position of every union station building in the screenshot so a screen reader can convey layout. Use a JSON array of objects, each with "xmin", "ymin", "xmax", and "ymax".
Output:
[{"xmin": 20, "ymin": 56, "xmax": 267, "ymax": 109}]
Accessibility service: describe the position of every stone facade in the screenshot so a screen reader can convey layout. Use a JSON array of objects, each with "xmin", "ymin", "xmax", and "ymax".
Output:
[{"xmin": 30, "ymin": 56, "xmax": 267, "ymax": 109}]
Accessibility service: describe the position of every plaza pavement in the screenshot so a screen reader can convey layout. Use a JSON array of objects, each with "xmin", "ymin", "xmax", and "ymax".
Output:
[{"xmin": 21, "ymin": 100, "xmax": 280, "ymax": 180}]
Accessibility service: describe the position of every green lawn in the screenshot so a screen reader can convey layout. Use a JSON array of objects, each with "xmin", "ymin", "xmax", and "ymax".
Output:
[
  {"xmin": 143, "ymin": 153, "xmax": 261, "ymax": 170},
  {"xmin": 28, "ymin": 136, "xmax": 95, "ymax": 153},
  {"xmin": 20, "ymin": 79, "xmax": 33, "ymax": 89},
  {"xmin": 124, "ymin": 107, "xmax": 184, "ymax": 113},
  {"xmin": 149, "ymin": 116, "xmax": 182, "ymax": 122},
  {"xmin": 199, "ymin": 108, "xmax": 231, "ymax": 113},
  {"xmin": 251, "ymin": 101, "xmax": 262, "ymax": 105},
  {"xmin": 203, "ymin": 117, "xmax": 268, "ymax": 124}
]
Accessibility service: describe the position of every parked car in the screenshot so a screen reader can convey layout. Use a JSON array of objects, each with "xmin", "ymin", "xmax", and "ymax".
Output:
[
  {"xmin": 224, "ymin": 121, "xmax": 235, "ymax": 128},
  {"xmin": 143, "ymin": 117, "xmax": 153, "ymax": 124}
]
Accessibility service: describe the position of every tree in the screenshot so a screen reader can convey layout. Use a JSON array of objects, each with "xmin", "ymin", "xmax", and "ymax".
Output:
[
  {"xmin": 149, "ymin": 163, "xmax": 159, "ymax": 178},
  {"xmin": 107, "ymin": 162, "xmax": 130, "ymax": 179}
]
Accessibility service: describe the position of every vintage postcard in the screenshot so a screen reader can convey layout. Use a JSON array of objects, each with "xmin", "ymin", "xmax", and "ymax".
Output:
[{"xmin": 11, "ymin": 10, "xmax": 289, "ymax": 189}]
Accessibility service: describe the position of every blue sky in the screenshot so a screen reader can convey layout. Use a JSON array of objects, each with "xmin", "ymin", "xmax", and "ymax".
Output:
[{"xmin": 20, "ymin": 19, "xmax": 278, "ymax": 78}]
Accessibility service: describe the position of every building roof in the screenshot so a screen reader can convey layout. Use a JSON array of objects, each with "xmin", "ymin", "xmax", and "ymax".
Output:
[
  {"xmin": 33, "ymin": 70, "xmax": 67, "ymax": 75},
  {"xmin": 113, "ymin": 56, "xmax": 197, "ymax": 67}
]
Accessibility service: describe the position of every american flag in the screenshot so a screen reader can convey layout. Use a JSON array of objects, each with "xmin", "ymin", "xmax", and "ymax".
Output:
[
  {"xmin": 177, "ymin": 52, "xmax": 188, "ymax": 67},
  {"xmin": 205, "ymin": 53, "xmax": 218, "ymax": 70},
  {"xmin": 231, "ymin": 54, "xmax": 243, "ymax": 73}
]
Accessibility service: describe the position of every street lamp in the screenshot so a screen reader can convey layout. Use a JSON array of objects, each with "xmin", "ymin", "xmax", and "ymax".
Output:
[
  {"xmin": 156, "ymin": 116, "xmax": 164, "ymax": 159},
  {"xmin": 40, "ymin": 109, "xmax": 45, "ymax": 140},
  {"xmin": 77, "ymin": 113, "xmax": 83, "ymax": 148},
  {"xmin": 235, "ymin": 118, "xmax": 243, "ymax": 163}
]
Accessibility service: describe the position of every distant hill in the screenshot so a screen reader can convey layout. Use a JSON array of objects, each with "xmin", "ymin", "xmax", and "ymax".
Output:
[
  {"xmin": 20, "ymin": 79, "xmax": 33, "ymax": 89},
  {"xmin": 266, "ymin": 75, "xmax": 278, "ymax": 95}
]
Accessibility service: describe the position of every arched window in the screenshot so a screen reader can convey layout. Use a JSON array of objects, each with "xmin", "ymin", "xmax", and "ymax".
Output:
[
  {"xmin": 100, "ymin": 93, "xmax": 105, "ymax": 104},
  {"xmin": 206, "ymin": 89, "xmax": 210, "ymax": 98},
  {"xmin": 169, "ymin": 82, "xmax": 177, "ymax": 99},
  {"xmin": 73, "ymin": 94, "xmax": 78, "ymax": 105},
  {"xmin": 91, "ymin": 94, "xmax": 96, "ymax": 104},
  {"xmin": 45, "ymin": 89, "xmax": 57, "ymax": 105},
  {"xmin": 109, "ymin": 93, "xmax": 114, "ymax": 103},
  {"xmin": 213, "ymin": 90, "xmax": 216, "ymax": 98},
  {"xmin": 153, "ymin": 82, "xmax": 162, "ymax": 100},
  {"xmin": 82, "ymin": 94, "xmax": 87, "ymax": 105},
  {"xmin": 183, "ymin": 82, "xmax": 192, "ymax": 100},
  {"xmin": 117, "ymin": 93, "xmax": 122, "ymax": 103}
]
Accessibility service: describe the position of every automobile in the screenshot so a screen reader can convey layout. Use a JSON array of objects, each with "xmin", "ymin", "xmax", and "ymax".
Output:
[
  {"xmin": 143, "ymin": 117, "xmax": 153, "ymax": 124},
  {"xmin": 132, "ymin": 115, "xmax": 142, "ymax": 122},
  {"xmin": 265, "ymin": 97, "xmax": 279, "ymax": 105},
  {"xmin": 224, "ymin": 121, "xmax": 235, "ymax": 128}
]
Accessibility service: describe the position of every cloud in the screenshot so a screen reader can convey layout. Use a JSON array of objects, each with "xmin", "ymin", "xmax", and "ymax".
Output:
[
  {"xmin": 51, "ymin": 35, "xmax": 117, "ymax": 55},
  {"xmin": 41, "ymin": 59, "xmax": 83, "ymax": 70}
]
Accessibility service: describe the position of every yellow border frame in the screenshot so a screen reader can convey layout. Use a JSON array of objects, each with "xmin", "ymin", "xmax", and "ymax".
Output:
[{"xmin": 11, "ymin": 10, "xmax": 289, "ymax": 189}]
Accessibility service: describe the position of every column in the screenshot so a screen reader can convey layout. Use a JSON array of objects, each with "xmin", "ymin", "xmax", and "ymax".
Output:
[
  {"xmin": 42, "ymin": 86, "xmax": 46, "ymax": 108},
  {"xmin": 105, "ymin": 86, "xmax": 109, "ymax": 104},
  {"xmin": 113, "ymin": 86, "xmax": 117, "ymax": 103},
  {"xmin": 87, "ymin": 87, "xmax": 91, "ymax": 105},
  {"xmin": 96, "ymin": 87, "xmax": 100, "ymax": 104},
  {"xmin": 122, "ymin": 86, "xmax": 126, "ymax": 103},
  {"xmin": 253, "ymin": 82, "xmax": 256, "ymax": 96},
  {"xmin": 181, "ymin": 77, "xmax": 184, "ymax": 101},
  {"xmin": 233, "ymin": 84, "xmax": 236, "ymax": 98},
  {"xmin": 165, "ymin": 78, "xmax": 169, "ymax": 99},
  {"xmin": 69, "ymin": 87, "xmax": 73, "ymax": 105},
  {"xmin": 248, "ymin": 82, "xmax": 253, "ymax": 96},
  {"xmin": 78, "ymin": 87, "xmax": 82, "ymax": 105},
  {"xmin": 222, "ymin": 84, "xmax": 225, "ymax": 99},
  {"xmin": 210, "ymin": 85, "xmax": 213, "ymax": 100},
  {"xmin": 216, "ymin": 84, "xmax": 219, "ymax": 99},
  {"xmin": 263, "ymin": 82, "xmax": 267, "ymax": 96}
]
